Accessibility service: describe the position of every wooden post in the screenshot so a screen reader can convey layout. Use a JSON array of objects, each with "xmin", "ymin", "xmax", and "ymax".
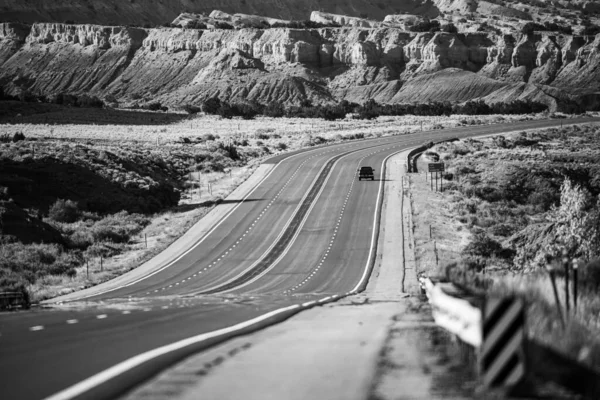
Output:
[
  {"xmin": 563, "ymin": 249, "xmax": 570, "ymax": 315},
  {"xmin": 145, "ymin": 234, "xmax": 147, "ymax": 249},
  {"xmin": 100, "ymin": 256, "xmax": 103, "ymax": 272},
  {"xmin": 573, "ymin": 258, "xmax": 579, "ymax": 314},
  {"xmin": 547, "ymin": 264, "xmax": 565, "ymax": 328},
  {"xmin": 86, "ymin": 260, "xmax": 89, "ymax": 279}
]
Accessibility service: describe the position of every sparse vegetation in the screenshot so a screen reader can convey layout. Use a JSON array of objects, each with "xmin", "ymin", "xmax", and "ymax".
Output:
[{"xmin": 426, "ymin": 124, "xmax": 600, "ymax": 370}]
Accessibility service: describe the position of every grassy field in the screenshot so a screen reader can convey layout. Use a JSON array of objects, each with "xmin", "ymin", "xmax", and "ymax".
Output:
[{"xmin": 411, "ymin": 123, "xmax": 600, "ymax": 370}]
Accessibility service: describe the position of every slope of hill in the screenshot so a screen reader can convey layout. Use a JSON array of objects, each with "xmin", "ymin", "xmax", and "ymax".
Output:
[{"xmin": 2, "ymin": 19, "xmax": 599, "ymax": 111}]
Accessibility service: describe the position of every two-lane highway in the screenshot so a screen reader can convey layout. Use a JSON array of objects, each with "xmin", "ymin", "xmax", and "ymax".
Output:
[{"xmin": 1, "ymin": 117, "xmax": 598, "ymax": 400}]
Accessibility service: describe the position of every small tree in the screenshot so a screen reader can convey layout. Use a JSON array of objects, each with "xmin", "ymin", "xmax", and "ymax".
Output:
[
  {"xmin": 547, "ymin": 179, "xmax": 600, "ymax": 260},
  {"xmin": 49, "ymin": 199, "xmax": 80, "ymax": 223}
]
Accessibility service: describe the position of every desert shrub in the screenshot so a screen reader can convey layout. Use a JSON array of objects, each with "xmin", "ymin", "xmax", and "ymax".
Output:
[
  {"xmin": 214, "ymin": 21, "xmax": 234, "ymax": 29},
  {"xmin": 77, "ymin": 95, "xmax": 104, "ymax": 108},
  {"xmin": 0, "ymin": 243, "xmax": 78, "ymax": 283},
  {"xmin": 215, "ymin": 102, "xmax": 234, "ymax": 119},
  {"xmin": 490, "ymin": 223, "xmax": 515, "ymax": 237},
  {"xmin": 187, "ymin": 20, "xmax": 207, "ymax": 29},
  {"xmin": 276, "ymin": 142, "xmax": 288, "ymax": 151},
  {"xmin": 317, "ymin": 104, "xmax": 346, "ymax": 120},
  {"xmin": 463, "ymin": 232, "xmax": 504, "ymax": 258},
  {"xmin": 263, "ymin": 102, "xmax": 285, "ymax": 117},
  {"xmin": 355, "ymin": 99, "xmax": 381, "ymax": 120},
  {"xmin": 202, "ymin": 133, "xmax": 216, "ymax": 141},
  {"xmin": 230, "ymin": 102, "xmax": 261, "ymax": 120},
  {"xmin": 410, "ymin": 19, "xmax": 441, "ymax": 32},
  {"xmin": 444, "ymin": 259, "xmax": 492, "ymax": 289},
  {"xmin": 89, "ymin": 211, "xmax": 149, "ymax": 243},
  {"xmin": 441, "ymin": 23, "xmax": 458, "ymax": 33},
  {"xmin": 202, "ymin": 98, "xmax": 222, "ymax": 114},
  {"xmin": 12, "ymin": 132, "xmax": 25, "ymax": 142},
  {"xmin": 49, "ymin": 199, "xmax": 80, "ymax": 223},
  {"xmin": 145, "ymin": 102, "xmax": 162, "ymax": 111}
]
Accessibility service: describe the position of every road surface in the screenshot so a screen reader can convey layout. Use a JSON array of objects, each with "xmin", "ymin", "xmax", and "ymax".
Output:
[{"xmin": 1, "ymin": 117, "xmax": 598, "ymax": 400}]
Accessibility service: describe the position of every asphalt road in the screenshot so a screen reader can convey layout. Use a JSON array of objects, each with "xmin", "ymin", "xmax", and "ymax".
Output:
[{"xmin": 1, "ymin": 117, "xmax": 598, "ymax": 400}]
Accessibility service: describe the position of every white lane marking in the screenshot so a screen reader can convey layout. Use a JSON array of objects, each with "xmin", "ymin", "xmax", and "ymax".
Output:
[
  {"xmin": 30, "ymin": 326, "xmax": 44, "ymax": 331},
  {"xmin": 43, "ymin": 304, "xmax": 301, "ymax": 400},
  {"xmin": 96, "ymin": 315, "xmax": 108, "ymax": 320},
  {"xmin": 66, "ymin": 320, "xmax": 78, "ymax": 324},
  {"xmin": 59, "ymin": 155, "xmax": 291, "ymax": 301}
]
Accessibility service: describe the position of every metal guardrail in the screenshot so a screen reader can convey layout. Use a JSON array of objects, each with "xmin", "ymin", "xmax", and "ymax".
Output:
[
  {"xmin": 0, "ymin": 291, "xmax": 28, "ymax": 309},
  {"xmin": 420, "ymin": 276, "xmax": 600, "ymax": 398}
]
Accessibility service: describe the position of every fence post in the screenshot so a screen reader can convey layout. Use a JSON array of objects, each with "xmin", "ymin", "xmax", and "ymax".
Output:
[
  {"xmin": 573, "ymin": 258, "xmax": 579, "ymax": 313},
  {"xmin": 563, "ymin": 249, "xmax": 570, "ymax": 315},
  {"xmin": 546, "ymin": 259, "xmax": 565, "ymax": 328}
]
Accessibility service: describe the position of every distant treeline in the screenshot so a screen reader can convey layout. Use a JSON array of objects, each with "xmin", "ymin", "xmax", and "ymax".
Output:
[
  {"xmin": 0, "ymin": 88, "xmax": 105, "ymax": 109},
  {"xmin": 192, "ymin": 98, "xmax": 550, "ymax": 120}
]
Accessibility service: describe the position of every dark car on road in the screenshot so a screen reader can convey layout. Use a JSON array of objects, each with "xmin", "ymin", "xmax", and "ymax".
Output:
[{"xmin": 358, "ymin": 166, "xmax": 375, "ymax": 180}]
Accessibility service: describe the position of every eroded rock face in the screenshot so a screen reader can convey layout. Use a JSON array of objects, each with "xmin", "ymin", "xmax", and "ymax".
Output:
[
  {"xmin": 27, "ymin": 23, "xmax": 145, "ymax": 49},
  {"xmin": 310, "ymin": 11, "xmax": 381, "ymax": 28},
  {"xmin": 1, "ymin": 22, "xmax": 599, "ymax": 109}
]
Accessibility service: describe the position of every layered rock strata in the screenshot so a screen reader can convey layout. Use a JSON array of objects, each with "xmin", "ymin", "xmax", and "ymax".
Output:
[{"xmin": 1, "ymin": 22, "xmax": 599, "ymax": 111}]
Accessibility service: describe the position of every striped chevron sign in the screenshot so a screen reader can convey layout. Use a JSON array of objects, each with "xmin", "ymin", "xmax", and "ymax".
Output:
[{"xmin": 481, "ymin": 297, "xmax": 526, "ymax": 389}]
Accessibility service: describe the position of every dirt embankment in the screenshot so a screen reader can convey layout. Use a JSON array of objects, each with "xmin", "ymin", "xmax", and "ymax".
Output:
[{"xmin": 0, "ymin": 20, "xmax": 599, "ymax": 111}]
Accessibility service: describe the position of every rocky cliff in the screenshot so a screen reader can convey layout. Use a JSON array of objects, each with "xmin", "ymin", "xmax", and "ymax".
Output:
[
  {"xmin": 0, "ymin": 0, "xmax": 438, "ymax": 26},
  {"xmin": 1, "ymin": 22, "xmax": 599, "ymax": 111}
]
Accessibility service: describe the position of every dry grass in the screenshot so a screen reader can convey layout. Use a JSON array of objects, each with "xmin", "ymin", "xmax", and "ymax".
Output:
[{"xmin": 0, "ymin": 113, "xmax": 546, "ymax": 145}]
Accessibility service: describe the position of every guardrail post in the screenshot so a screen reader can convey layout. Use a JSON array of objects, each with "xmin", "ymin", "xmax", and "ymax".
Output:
[{"xmin": 481, "ymin": 297, "xmax": 527, "ymax": 393}]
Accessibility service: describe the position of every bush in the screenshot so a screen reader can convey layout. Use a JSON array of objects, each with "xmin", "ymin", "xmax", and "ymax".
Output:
[
  {"xmin": 12, "ymin": 132, "xmax": 25, "ymax": 142},
  {"xmin": 463, "ymin": 232, "xmax": 504, "ymax": 258},
  {"xmin": 145, "ymin": 102, "xmax": 162, "ymax": 111},
  {"xmin": 49, "ymin": 199, "xmax": 80, "ymax": 223},
  {"xmin": 410, "ymin": 19, "xmax": 441, "ymax": 32},
  {"xmin": 263, "ymin": 102, "xmax": 285, "ymax": 117},
  {"xmin": 203, "ymin": 98, "xmax": 222, "ymax": 115},
  {"xmin": 276, "ymin": 142, "xmax": 288, "ymax": 150}
]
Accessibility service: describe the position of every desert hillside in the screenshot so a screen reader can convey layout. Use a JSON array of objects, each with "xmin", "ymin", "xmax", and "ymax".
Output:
[{"xmin": 1, "ymin": 2, "xmax": 599, "ymax": 111}]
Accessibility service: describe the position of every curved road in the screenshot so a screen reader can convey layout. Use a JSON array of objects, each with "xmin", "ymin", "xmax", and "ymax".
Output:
[{"xmin": 0, "ymin": 117, "xmax": 598, "ymax": 400}]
